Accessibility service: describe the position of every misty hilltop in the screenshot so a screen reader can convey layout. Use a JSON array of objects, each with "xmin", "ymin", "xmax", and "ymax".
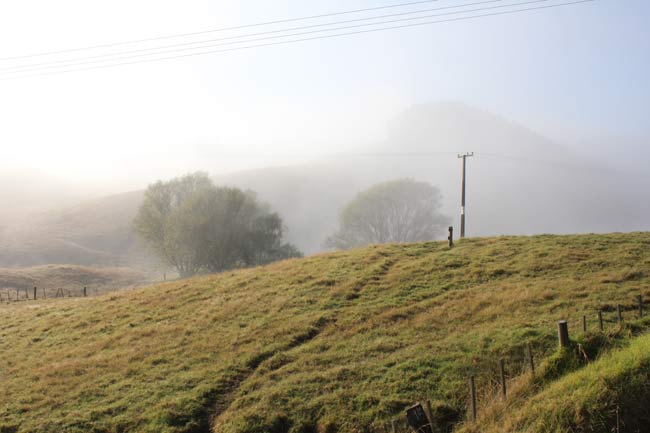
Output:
[{"xmin": 1, "ymin": 102, "xmax": 649, "ymax": 267}]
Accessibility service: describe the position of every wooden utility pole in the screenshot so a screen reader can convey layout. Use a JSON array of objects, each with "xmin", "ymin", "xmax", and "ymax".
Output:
[{"xmin": 458, "ymin": 152, "xmax": 474, "ymax": 238}]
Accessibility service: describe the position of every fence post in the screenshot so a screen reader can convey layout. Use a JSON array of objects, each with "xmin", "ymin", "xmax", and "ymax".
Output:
[
  {"xmin": 558, "ymin": 320, "xmax": 570, "ymax": 348},
  {"xmin": 499, "ymin": 359, "xmax": 507, "ymax": 399},
  {"xmin": 448, "ymin": 226, "xmax": 454, "ymax": 248},
  {"xmin": 83, "ymin": 287, "xmax": 87, "ymax": 297},
  {"xmin": 33, "ymin": 286, "xmax": 37, "ymax": 300},
  {"xmin": 391, "ymin": 419, "xmax": 397, "ymax": 433},
  {"xmin": 617, "ymin": 305, "xmax": 623, "ymax": 324},
  {"xmin": 469, "ymin": 375, "xmax": 477, "ymax": 422},
  {"xmin": 598, "ymin": 310, "xmax": 604, "ymax": 331},
  {"xmin": 527, "ymin": 343, "xmax": 535, "ymax": 375},
  {"xmin": 582, "ymin": 315, "xmax": 587, "ymax": 333},
  {"xmin": 638, "ymin": 295, "xmax": 643, "ymax": 318},
  {"xmin": 425, "ymin": 400, "xmax": 434, "ymax": 428}
]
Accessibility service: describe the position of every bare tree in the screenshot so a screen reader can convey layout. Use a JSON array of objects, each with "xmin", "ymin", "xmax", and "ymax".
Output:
[{"xmin": 326, "ymin": 179, "xmax": 449, "ymax": 250}]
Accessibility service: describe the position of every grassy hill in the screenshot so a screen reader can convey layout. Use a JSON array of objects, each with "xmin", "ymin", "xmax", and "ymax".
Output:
[
  {"xmin": 0, "ymin": 265, "xmax": 152, "ymax": 294},
  {"xmin": 0, "ymin": 233, "xmax": 649, "ymax": 433},
  {"xmin": 457, "ymin": 330, "xmax": 650, "ymax": 433},
  {"xmin": 0, "ymin": 190, "xmax": 150, "ymax": 267}
]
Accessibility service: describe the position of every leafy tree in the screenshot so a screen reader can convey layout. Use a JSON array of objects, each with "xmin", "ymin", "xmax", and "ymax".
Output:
[
  {"xmin": 134, "ymin": 172, "xmax": 301, "ymax": 277},
  {"xmin": 326, "ymin": 179, "xmax": 450, "ymax": 250}
]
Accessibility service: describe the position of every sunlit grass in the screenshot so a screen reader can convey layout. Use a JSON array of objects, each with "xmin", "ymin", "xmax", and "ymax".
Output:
[{"xmin": 0, "ymin": 232, "xmax": 649, "ymax": 433}]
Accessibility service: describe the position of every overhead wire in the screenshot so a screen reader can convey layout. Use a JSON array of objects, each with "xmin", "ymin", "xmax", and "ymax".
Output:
[
  {"xmin": 0, "ymin": 0, "xmax": 594, "ymax": 81},
  {"xmin": 475, "ymin": 152, "xmax": 650, "ymax": 178},
  {"xmin": 0, "ymin": 0, "xmax": 507, "ymax": 74},
  {"xmin": 0, "ymin": 0, "xmax": 445, "ymax": 61}
]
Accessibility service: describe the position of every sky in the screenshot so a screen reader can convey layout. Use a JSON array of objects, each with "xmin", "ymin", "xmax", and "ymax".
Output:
[{"xmin": 0, "ymin": 0, "xmax": 648, "ymax": 194}]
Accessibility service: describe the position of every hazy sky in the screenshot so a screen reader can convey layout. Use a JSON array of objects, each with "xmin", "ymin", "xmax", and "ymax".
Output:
[{"xmin": 0, "ymin": 0, "xmax": 648, "ymax": 193}]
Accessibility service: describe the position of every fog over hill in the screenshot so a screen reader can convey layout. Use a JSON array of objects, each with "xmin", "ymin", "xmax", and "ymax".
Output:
[{"xmin": 1, "ymin": 102, "xmax": 649, "ymax": 267}]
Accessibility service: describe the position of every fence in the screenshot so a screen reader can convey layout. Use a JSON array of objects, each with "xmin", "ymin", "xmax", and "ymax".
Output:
[
  {"xmin": 0, "ymin": 285, "xmax": 121, "ymax": 303},
  {"xmin": 381, "ymin": 292, "xmax": 646, "ymax": 433}
]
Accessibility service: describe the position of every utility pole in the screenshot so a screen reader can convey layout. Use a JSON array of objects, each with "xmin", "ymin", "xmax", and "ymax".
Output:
[{"xmin": 458, "ymin": 152, "xmax": 474, "ymax": 238}]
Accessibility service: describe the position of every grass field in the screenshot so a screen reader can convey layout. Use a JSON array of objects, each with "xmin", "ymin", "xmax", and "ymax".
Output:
[
  {"xmin": 0, "ymin": 264, "xmax": 151, "ymax": 296},
  {"xmin": 457, "ymin": 328, "xmax": 650, "ymax": 433},
  {"xmin": 0, "ymin": 233, "xmax": 649, "ymax": 433}
]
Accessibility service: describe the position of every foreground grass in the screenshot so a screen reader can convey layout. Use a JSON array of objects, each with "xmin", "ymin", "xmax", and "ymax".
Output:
[
  {"xmin": 0, "ymin": 233, "xmax": 649, "ymax": 433},
  {"xmin": 458, "ymin": 330, "xmax": 650, "ymax": 433}
]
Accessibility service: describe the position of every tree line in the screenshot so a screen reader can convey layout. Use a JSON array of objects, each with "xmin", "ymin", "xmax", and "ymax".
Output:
[{"xmin": 135, "ymin": 172, "xmax": 448, "ymax": 278}]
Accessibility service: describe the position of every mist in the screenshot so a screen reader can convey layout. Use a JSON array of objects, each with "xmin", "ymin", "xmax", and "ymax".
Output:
[{"xmin": 0, "ymin": 0, "xmax": 649, "ymax": 269}]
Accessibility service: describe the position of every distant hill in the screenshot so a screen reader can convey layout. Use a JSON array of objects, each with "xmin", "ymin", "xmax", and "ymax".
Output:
[
  {"xmin": 1, "ymin": 102, "xmax": 649, "ymax": 266},
  {"xmin": 0, "ymin": 264, "xmax": 151, "ymax": 293},
  {"xmin": 0, "ymin": 190, "xmax": 148, "ymax": 267},
  {"xmin": 1, "ymin": 233, "xmax": 649, "ymax": 432}
]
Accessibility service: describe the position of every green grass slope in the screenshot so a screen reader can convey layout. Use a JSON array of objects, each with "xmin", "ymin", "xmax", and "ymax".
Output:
[
  {"xmin": 458, "ymin": 329, "xmax": 650, "ymax": 433},
  {"xmin": 0, "ymin": 233, "xmax": 649, "ymax": 433}
]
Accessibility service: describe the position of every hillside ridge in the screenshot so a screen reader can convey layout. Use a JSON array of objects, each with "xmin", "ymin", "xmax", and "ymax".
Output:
[{"xmin": 0, "ymin": 232, "xmax": 649, "ymax": 433}]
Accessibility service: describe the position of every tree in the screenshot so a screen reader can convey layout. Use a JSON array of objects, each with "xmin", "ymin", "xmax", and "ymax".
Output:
[
  {"xmin": 325, "ymin": 179, "xmax": 450, "ymax": 250},
  {"xmin": 134, "ymin": 172, "xmax": 301, "ymax": 277}
]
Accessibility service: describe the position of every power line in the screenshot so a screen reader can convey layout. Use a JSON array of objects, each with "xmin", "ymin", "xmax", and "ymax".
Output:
[
  {"xmin": 0, "ymin": 0, "xmax": 547, "ymax": 76},
  {"xmin": 0, "ymin": 0, "xmax": 594, "ymax": 81},
  {"xmin": 476, "ymin": 152, "xmax": 650, "ymax": 178},
  {"xmin": 0, "ymin": 0, "xmax": 443, "ymax": 61},
  {"xmin": 199, "ymin": 151, "xmax": 460, "ymax": 159},
  {"xmin": 0, "ymin": 0, "xmax": 506, "ymax": 74}
]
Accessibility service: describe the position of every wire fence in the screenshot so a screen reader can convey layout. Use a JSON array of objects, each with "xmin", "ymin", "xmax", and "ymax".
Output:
[
  {"xmin": 0, "ymin": 285, "xmax": 124, "ymax": 302},
  {"xmin": 378, "ymin": 292, "xmax": 647, "ymax": 433}
]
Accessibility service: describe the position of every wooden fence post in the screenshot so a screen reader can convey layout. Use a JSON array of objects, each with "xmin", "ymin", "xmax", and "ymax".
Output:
[
  {"xmin": 527, "ymin": 343, "xmax": 535, "ymax": 375},
  {"xmin": 391, "ymin": 419, "xmax": 397, "ymax": 433},
  {"xmin": 499, "ymin": 359, "xmax": 507, "ymax": 399},
  {"xmin": 582, "ymin": 315, "xmax": 587, "ymax": 333},
  {"xmin": 448, "ymin": 226, "xmax": 454, "ymax": 248},
  {"xmin": 33, "ymin": 286, "xmax": 37, "ymax": 300},
  {"xmin": 638, "ymin": 295, "xmax": 643, "ymax": 318},
  {"xmin": 617, "ymin": 305, "xmax": 623, "ymax": 324},
  {"xmin": 83, "ymin": 287, "xmax": 87, "ymax": 297},
  {"xmin": 598, "ymin": 310, "xmax": 604, "ymax": 331},
  {"xmin": 425, "ymin": 400, "xmax": 434, "ymax": 428},
  {"xmin": 558, "ymin": 320, "xmax": 570, "ymax": 348},
  {"xmin": 469, "ymin": 376, "xmax": 477, "ymax": 422}
]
